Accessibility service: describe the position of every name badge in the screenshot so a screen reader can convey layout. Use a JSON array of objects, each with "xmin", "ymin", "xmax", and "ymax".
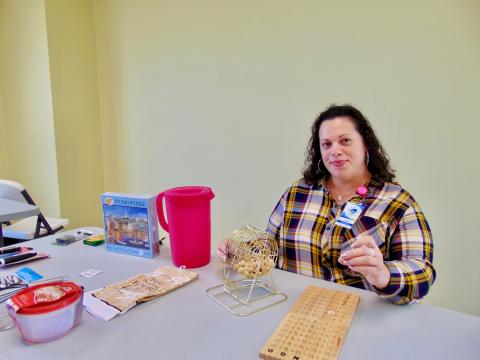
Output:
[{"xmin": 335, "ymin": 201, "xmax": 366, "ymax": 229}]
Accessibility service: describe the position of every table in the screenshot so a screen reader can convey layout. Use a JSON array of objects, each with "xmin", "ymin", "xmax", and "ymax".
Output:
[
  {"xmin": 0, "ymin": 198, "xmax": 39, "ymax": 247},
  {"xmin": 0, "ymin": 228, "xmax": 479, "ymax": 360}
]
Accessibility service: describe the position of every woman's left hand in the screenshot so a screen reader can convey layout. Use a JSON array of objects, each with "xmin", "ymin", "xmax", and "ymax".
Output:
[{"xmin": 338, "ymin": 235, "xmax": 391, "ymax": 289}]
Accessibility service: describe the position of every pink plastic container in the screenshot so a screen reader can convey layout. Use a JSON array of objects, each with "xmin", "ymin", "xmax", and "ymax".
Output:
[{"xmin": 157, "ymin": 186, "xmax": 214, "ymax": 268}]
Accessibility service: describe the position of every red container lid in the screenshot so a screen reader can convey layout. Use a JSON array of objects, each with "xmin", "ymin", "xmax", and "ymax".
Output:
[{"xmin": 8, "ymin": 281, "xmax": 83, "ymax": 315}]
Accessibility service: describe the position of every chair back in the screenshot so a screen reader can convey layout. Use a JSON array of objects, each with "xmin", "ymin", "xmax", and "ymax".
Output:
[{"xmin": 0, "ymin": 180, "xmax": 27, "ymax": 203}]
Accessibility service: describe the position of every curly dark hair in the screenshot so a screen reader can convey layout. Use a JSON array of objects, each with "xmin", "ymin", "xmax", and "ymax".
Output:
[{"xmin": 303, "ymin": 104, "xmax": 395, "ymax": 184}]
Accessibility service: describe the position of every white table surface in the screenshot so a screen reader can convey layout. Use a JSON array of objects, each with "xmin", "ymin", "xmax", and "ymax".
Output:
[
  {"xmin": 0, "ymin": 227, "xmax": 479, "ymax": 360},
  {"xmin": 0, "ymin": 198, "xmax": 39, "ymax": 223}
]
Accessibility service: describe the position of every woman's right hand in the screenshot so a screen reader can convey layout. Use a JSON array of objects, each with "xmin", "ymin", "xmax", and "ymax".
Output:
[{"xmin": 217, "ymin": 239, "xmax": 229, "ymax": 260}]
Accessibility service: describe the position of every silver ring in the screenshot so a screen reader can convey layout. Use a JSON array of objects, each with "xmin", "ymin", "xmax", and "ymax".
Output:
[{"xmin": 368, "ymin": 248, "xmax": 374, "ymax": 257}]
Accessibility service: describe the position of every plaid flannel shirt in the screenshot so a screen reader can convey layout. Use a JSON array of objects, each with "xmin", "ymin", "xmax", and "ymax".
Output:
[{"xmin": 267, "ymin": 178, "xmax": 436, "ymax": 304}]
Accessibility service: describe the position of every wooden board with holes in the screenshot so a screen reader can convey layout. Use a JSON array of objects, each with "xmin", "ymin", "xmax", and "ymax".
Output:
[{"xmin": 259, "ymin": 285, "xmax": 360, "ymax": 360}]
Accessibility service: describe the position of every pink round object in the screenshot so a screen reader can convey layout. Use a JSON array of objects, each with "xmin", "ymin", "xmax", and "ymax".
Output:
[{"xmin": 356, "ymin": 186, "xmax": 368, "ymax": 197}]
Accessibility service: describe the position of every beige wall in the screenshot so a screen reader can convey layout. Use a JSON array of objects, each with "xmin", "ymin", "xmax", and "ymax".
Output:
[
  {"xmin": 93, "ymin": 0, "xmax": 480, "ymax": 315},
  {"xmin": 0, "ymin": 0, "xmax": 478, "ymax": 316},
  {"xmin": 0, "ymin": 94, "xmax": 7, "ymax": 178},
  {"xmin": 0, "ymin": 0, "xmax": 104, "ymax": 227},
  {"xmin": 44, "ymin": 0, "xmax": 104, "ymax": 227},
  {"xmin": 0, "ymin": 0, "xmax": 60, "ymax": 216}
]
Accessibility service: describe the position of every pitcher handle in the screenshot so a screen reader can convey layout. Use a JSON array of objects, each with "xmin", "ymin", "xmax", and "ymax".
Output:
[
  {"xmin": 156, "ymin": 192, "xmax": 169, "ymax": 232},
  {"xmin": 207, "ymin": 187, "xmax": 215, "ymax": 200}
]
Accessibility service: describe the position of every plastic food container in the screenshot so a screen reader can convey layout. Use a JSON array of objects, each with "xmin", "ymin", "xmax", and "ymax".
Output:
[{"xmin": 6, "ymin": 281, "xmax": 83, "ymax": 343}]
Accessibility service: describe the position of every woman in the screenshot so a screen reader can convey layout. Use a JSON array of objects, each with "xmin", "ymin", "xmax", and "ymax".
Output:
[{"xmin": 266, "ymin": 104, "xmax": 435, "ymax": 304}]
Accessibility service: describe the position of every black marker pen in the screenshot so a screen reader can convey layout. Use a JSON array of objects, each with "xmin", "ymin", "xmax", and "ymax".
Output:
[{"xmin": 0, "ymin": 252, "xmax": 37, "ymax": 266}]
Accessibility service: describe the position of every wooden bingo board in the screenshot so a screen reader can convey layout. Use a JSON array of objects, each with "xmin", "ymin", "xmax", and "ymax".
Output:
[{"xmin": 259, "ymin": 285, "xmax": 360, "ymax": 360}]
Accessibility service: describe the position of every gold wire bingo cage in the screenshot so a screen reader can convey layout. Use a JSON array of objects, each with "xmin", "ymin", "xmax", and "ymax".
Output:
[{"xmin": 206, "ymin": 225, "xmax": 287, "ymax": 316}]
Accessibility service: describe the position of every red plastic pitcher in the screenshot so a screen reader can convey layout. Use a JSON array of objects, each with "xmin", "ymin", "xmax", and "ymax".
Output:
[{"xmin": 156, "ymin": 186, "xmax": 215, "ymax": 268}]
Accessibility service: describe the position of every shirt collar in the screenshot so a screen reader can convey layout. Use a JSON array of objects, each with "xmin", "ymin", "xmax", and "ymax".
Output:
[
  {"xmin": 316, "ymin": 176, "xmax": 383, "ymax": 198},
  {"xmin": 318, "ymin": 177, "xmax": 328, "ymax": 190}
]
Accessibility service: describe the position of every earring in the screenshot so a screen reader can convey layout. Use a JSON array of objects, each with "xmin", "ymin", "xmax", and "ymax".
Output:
[
  {"xmin": 317, "ymin": 159, "xmax": 322, "ymax": 173},
  {"xmin": 365, "ymin": 152, "xmax": 370, "ymax": 166}
]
